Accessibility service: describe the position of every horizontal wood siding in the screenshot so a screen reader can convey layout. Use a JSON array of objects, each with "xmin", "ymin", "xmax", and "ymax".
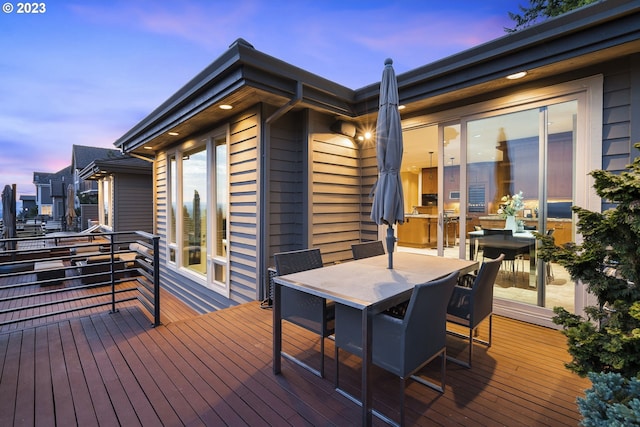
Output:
[
  {"xmin": 602, "ymin": 67, "xmax": 632, "ymax": 172},
  {"xmin": 309, "ymin": 112, "xmax": 361, "ymax": 264},
  {"xmin": 228, "ymin": 109, "xmax": 260, "ymax": 304},
  {"xmin": 601, "ymin": 58, "xmax": 637, "ymax": 210},
  {"xmin": 360, "ymin": 141, "xmax": 379, "ymax": 242},
  {"xmin": 267, "ymin": 110, "xmax": 304, "ymax": 268},
  {"xmin": 113, "ymin": 173, "xmax": 153, "ymax": 233}
]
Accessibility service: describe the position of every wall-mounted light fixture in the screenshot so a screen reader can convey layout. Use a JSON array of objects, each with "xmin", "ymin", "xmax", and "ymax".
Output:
[{"xmin": 330, "ymin": 120, "xmax": 357, "ymax": 138}]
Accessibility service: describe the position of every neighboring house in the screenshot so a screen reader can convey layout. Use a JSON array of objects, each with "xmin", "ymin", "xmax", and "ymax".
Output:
[
  {"xmin": 32, "ymin": 171, "xmax": 54, "ymax": 218},
  {"xmin": 19, "ymin": 195, "xmax": 37, "ymax": 217},
  {"xmin": 71, "ymin": 144, "xmax": 123, "ymax": 199},
  {"xmin": 114, "ymin": 0, "xmax": 640, "ymax": 326},
  {"xmin": 78, "ymin": 155, "xmax": 153, "ymax": 233},
  {"xmin": 49, "ymin": 166, "xmax": 73, "ymax": 224},
  {"xmin": 33, "ymin": 167, "xmax": 72, "ymax": 221}
]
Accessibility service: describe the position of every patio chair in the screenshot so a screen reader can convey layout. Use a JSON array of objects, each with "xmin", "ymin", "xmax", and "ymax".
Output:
[
  {"xmin": 351, "ymin": 240, "xmax": 385, "ymax": 260},
  {"xmin": 274, "ymin": 248, "xmax": 334, "ymax": 378},
  {"xmin": 334, "ymin": 271, "xmax": 459, "ymax": 426},
  {"xmin": 446, "ymin": 254, "xmax": 504, "ymax": 368}
]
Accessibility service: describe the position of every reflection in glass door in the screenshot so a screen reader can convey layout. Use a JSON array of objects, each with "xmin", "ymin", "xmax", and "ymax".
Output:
[
  {"xmin": 440, "ymin": 124, "xmax": 462, "ymax": 258},
  {"xmin": 465, "ymin": 100, "xmax": 576, "ymax": 310}
]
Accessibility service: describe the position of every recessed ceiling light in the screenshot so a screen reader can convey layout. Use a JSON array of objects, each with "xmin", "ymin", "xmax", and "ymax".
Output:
[
  {"xmin": 219, "ymin": 104, "xmax": 233, "ymax": 110},
  {"xmin": 506, "ymin": 71, "xmax": 527, "ymax": 80},
  {"xmin": 168, "ymin": 131, "xmax": 179, "ymax": 136},
  {"xmin": 143, "ymin": 146, "xmax": 153, "ymax": 150},
  {"xmin": 398, "ymin": 105, "xmax": 406, "ymax": 110}
]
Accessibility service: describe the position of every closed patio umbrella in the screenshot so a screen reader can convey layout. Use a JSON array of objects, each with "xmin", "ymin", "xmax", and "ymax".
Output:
[
  {"xmin": 2, "ymin": 184, "xmax": 16, "ymax": 250},
  {"xmin": 66, "ymin": 184, "xmax": 76, "ymax": 229},
  {"xmin": 370, "ymin": 58, "xmax": 404, "ymax": 269}
]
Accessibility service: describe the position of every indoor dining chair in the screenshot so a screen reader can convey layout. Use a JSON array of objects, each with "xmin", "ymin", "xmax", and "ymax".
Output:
[
  {"xmin": 334, "ymin": 271, "xmax": 459, "ymax": 426},
  {"xmin": 274, "ymin": 248, "xmax": 334, "ymax": 378},
  {"xmin": 446, "ymin": 254, "xmax": 504, "ymax": 368}
]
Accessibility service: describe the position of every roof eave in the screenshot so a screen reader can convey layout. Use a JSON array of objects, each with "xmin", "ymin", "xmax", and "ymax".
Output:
[{"xmin": 115, "ymin": 38, "xmax": 357, "ymax": 153}]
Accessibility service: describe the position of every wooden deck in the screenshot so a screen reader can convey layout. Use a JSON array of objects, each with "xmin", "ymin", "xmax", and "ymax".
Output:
[{"xmin": 0, "ymin": 299, "xmax": 590, "ymax": 426}]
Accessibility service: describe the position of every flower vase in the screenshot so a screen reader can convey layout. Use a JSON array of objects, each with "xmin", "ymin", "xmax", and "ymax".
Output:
[{"xmin": 505, "ymin": 215, "xmax": 517, "ymax": 233}]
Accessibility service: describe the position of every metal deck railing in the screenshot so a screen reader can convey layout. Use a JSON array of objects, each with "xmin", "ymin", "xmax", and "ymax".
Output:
[{"xmin": 0, "ymin": 230, "xmax": 160, "ymax": 328}]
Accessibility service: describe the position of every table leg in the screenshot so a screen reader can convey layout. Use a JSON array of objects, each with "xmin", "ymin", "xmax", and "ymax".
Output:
[
  {"xmin": 469, "ymin": 238, "xmax": 477, "ymax": 260},
  {"xmin": 361, "ymin": 307, "xmax": 372, "ymax": 426},
  {"xmin": 273, "ymin": 281, "xmax": 282, "ymax": 374}
]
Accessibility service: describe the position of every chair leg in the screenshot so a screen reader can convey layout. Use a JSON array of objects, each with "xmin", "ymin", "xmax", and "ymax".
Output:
[
  {"xmin": 468, "ymin": 327, "xmax": 473, "ymax": 368},
  {"xmin": 487, "ymin": 315, "xmax": 493, "ymax": 348},
  {"xmin": 400, "ymin": 377, "xmax": 406, "ymax": 427},
  {"xmin": 319, "ymin": 336, "xmax": 325, "ymax": 378},
  {"xmin": 334, "ymin": 346, "xmax": 340, "ymax": 388}
]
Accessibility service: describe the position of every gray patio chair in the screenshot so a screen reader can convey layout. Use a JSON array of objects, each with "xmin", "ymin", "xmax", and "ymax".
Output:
[
  {"xmin": 334, "ymin": 271, "xmax": 459, "ymax": 426},
  {"xmin": 274, "ymin": 248, "xmax": 334, "ymax": 378},
  {"xmin": 351, "ymin": 240, "xmax": 385, "ymax": 260},
  {"xmin": 446, "ymin": 254, "xmax": 504, "ymax": 368}
]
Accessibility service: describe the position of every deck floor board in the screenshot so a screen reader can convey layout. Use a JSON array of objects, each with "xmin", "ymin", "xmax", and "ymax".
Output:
[{"xmin": 0, "ymin": 298, "xmax": 590, "ymax": 426}]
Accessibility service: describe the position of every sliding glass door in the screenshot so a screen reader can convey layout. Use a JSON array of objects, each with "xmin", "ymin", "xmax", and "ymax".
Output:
[{"xmin": 464, "ymin": 99, "xmax": 577, "ymax": 309}]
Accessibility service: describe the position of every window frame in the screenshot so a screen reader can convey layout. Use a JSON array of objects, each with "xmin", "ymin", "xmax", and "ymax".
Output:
[{"xmin": 165, "ymin": 127, "xmax": 230, "ymax": 296}]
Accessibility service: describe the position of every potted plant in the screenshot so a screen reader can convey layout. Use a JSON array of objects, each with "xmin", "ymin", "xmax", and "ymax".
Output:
[
  {"xmin": 537, "ymin": 145, "xmax": 640, "ymax": 424},
  {"xmin": 498, "ymin": 191, "xmax": 524, "ymax": 232}
]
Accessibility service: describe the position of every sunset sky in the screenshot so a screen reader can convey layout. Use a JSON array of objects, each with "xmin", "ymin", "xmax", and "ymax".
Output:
[{"xmin": 1, "ymin": 0, "xmax": 523, "ymax": 200}]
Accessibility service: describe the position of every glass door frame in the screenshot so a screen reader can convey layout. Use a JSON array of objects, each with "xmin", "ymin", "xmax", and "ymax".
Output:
[{"xmin": 424, "ymin": 76, "xmax": 603, "ymax": 327}]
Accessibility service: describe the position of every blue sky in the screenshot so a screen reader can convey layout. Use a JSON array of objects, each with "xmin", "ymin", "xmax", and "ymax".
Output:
[{"xmin": 1, "ymin": 0, "xmax": 522, "ymax": 199}]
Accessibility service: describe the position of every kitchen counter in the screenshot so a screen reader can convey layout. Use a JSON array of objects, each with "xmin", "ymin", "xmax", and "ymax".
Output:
[
  {"xmin": 397, "ymin": 214, "xmax": 457, "ymax": 248},
  {"xmin": 478, "ymin": 215, "xmax": 573, "ymax": 245}
]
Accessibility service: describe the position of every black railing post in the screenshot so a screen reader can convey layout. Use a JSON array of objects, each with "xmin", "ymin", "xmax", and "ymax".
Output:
[
  {"xmin": 152, "ymin": 236, "xmax": 160, "ymax": 327},
  {"xmin": 110, "ymin": 233, "xmax": 118, "ymax": 314}
]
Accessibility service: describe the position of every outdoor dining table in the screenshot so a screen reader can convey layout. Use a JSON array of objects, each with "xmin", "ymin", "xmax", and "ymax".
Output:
[{"xmin": 272, "ymin": 251, "xmax": 478, "ymax": 426}]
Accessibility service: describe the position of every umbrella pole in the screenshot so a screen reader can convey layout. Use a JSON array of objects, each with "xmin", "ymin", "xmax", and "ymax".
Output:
[{"xmin": 386, "ymin": 224, "xmax": 395, "ymax": 269}]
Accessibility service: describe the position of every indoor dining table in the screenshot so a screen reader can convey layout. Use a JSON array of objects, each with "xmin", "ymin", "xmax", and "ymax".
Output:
[{"xmin": 272, "ymin": 251, "xmax": 478, "ymax": 426}]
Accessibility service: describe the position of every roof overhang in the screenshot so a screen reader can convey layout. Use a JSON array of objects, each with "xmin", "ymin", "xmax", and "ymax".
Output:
[
  {"xmin": 354, "ymin": 0, "xmax": 640, "ymax": 121},
  {"xmin": 115, "ymin": 38, "xmax": 356, "ymax": 156},
  {"xmin": 115, "ymin": 0, "xmax": 640, "ymax": 155},
  {"xmin": 79, "ymin": 157, "xmax": 153, "ymax": 181}
]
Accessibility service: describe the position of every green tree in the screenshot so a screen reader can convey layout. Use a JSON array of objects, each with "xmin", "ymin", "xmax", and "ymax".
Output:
[
  {"xmin": 537, "ymin": 146, "xmax": 640, "ymax": 424},
  {"xmin": 537, "ymin": 145, "xmax": 640, "ymax": 378},
  {"xmin": 505, "ymin": 0, "xmax": 599, "ymax": 33}
]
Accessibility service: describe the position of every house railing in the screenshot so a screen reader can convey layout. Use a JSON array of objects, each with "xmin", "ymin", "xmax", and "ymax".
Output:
[{"xmin": 0, "ymin": 230, "xmax": 161, "ymax": 328}]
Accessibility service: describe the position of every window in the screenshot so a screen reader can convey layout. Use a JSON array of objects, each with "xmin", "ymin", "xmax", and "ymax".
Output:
[
  {"xmin": 166, "ymin": 130, "xmax": 229, "ymax": 294},
  {"xmin": 99, "ymin": 177, "xmax": 113, "ymax": 228},
  {"xmin": 182, "ymin": 146, "xmax": 207, "ymax": 275},
  {"xmin": 168, "ymin": 155, "xmax": 177, "ymax": 263}
]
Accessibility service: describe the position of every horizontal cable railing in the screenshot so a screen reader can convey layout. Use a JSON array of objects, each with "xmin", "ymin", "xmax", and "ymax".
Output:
[{"xmin": 0, "ymin": 230, "xmax": 160, "ymax": 328}]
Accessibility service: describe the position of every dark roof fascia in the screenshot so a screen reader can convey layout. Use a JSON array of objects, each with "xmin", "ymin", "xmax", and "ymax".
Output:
[
  {"xmin": 353, "ymin": 0, "xmax": 640, "ymax": 114},
  {"xmin": 115, "ymin": 39, "xmax": 356, "ymax": 153},
  {"xmin": 79, "ymin": 157, "xmax": 152, "ymax": 181}
]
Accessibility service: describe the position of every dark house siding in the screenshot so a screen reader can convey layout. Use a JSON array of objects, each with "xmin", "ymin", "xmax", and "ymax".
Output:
[
  {"xmin": 113, "ymin": 173, "xmax": 153, "ymax": 233},
  {"xmin": 266, "ymin": 109, "xmax": 305, "ymax": 265},
  {"xmin": 601, "ymin": 56, "xmax": 639, "ymax": 209}
]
